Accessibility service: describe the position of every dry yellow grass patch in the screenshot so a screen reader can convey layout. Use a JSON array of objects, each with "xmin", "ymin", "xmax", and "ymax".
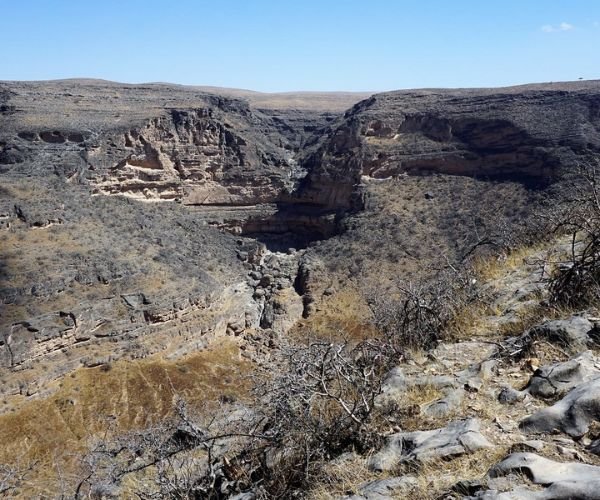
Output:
[
  {"xmin": 403, "ymin": 383, "xmax": 445, "ymax": 408},
  {"xmin": 445, "ymin": 301, "xmax": 498, "ymax": 339},
  {"xmin": 308, "ymin": 439, "xmax": 508, "ymax": 499},
  {"xmin": 0, "ymin": 339, "xmax": 253, "ymax": 497},
  {"xmin": 307, "ymin": 453, "xmax": 385, "ymax": 499},
  {"xmin": 471, "ymin": 242, "xmax": 550, "ymax": 283},
  {"xmin": 411, "ymin": 446, "xmax": 509, "ymax": 499},
  {"xmin": 496, "ymin": 303, "xmax": 550, "ymax": 338},
  {"xmin": 449, "ymin": 299, "xmax": 551, "ymax": 341},
  {"xmin": 290, "ymin": 288, "xmax": 378, "ymax": 343},
  {"xmin": 446, "ymin": 239, "xmax": 568, "ymax": 341}
]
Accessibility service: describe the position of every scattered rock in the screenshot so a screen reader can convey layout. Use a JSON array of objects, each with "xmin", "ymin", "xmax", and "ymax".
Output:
[
  {"xmin": 498, "ymin": 385, "xmax": 526, "ymax": 404},
  {"xmin": 527, "ymin": 316, "xmax": 595, "ymax": 352},
  {"xmin": 525, "ymin": 351, "xmax": 600, "ymax": 399},
  {"xmin": 377, "ymin": 367, "xmax": 456, "ymax": 405},
  {"xmin": 451, "ymin": 479, "xmax": 485, "ymax": 497},
  {"xmin": 423, "ymin": 388, "xmax": 465, "ymax": 418},
  {"xmin": 510, "ymin": 440, "xmax": 545, "ymax": 453},
  {"xmin": 471, "ymin": 452, "xmax": 600, "ymax": 500}
]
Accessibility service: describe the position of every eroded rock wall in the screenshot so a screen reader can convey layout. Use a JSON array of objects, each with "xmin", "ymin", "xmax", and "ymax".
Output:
[{"xmin": 299, "ymin": 85, "xmax": 600, "ymax": 204}]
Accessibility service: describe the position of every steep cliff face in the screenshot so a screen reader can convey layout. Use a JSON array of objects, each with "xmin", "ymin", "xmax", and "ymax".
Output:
[
  {"xmin": 298, "ymin": 83, "xmax": 600, "ymax": 212},
  {"xmin": 0, "ymin": 85, "xmax": 313, "ymax": 206},
  {"xmin": 88, "ymin": 107, "xmax": 298, "ymax": 205}
]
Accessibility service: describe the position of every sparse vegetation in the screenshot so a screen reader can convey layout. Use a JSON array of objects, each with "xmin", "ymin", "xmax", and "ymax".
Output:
[
  {"xmin": 3, "ymin": 77, "xmax": 600, "ymax": 499},
  {"xmin": 549, "ymin": 159, "xmax": 600, "ymax": 308}
]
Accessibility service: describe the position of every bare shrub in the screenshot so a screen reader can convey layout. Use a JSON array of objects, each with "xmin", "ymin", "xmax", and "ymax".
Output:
[
  {"xmin": 548, "ymin": 158, "xmax": 600, "ymax": 307},
  {"xmin": 243, "ymin": 338, "xmax": 389, "ymax": 497},
  {"xmin": 367, "ymin": 267, "xmax": 477, "ymax": 352},
  {"xmin": 0, "ymin": 459, "xmax": 36, "ymax": 496},
  {"xmin": 75, "ymin": 402, "xmax": 270, "ymax": 499}
]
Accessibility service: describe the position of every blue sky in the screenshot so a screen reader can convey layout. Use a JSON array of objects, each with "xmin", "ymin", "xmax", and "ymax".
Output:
[{"xmin": 2, "ymin": 0, "xmax": 599, "ymax": 91}]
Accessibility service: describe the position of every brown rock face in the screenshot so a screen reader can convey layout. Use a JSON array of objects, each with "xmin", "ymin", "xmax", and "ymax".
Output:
[
  {"xmin": 0, "ymin": 80, "xmax": 346, "ymax": 210},
  {"xmin": 89, "ymin": 107, "xmax": 294, "ymax": 205},
  {"xmin": 0, "ymin": 80, "xmax": 364, "ymax": 396},
  {"xmin": 298, "ymin": 82, "xmax": 600, "ymax": 212}
]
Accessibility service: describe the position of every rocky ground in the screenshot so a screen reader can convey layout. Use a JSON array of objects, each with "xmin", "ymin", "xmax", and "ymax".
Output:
[
  {"xmin": 2, "ymin": 79, "xmax": 600, "ymax": 497},
  {"xmin": 307, "ymin": 236, "xmax": 600, "ymax": 499}
]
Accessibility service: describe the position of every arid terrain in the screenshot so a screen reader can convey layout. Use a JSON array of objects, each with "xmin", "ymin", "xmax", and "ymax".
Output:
[{"xmin": 2, "ymin": 78, "xmax": 600, "ymax": 498}]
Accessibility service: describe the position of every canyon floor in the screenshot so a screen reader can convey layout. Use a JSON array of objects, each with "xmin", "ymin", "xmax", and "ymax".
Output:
[{"xmin": 2, "ymin": 79, "xmax": 600, "ymax": 498}]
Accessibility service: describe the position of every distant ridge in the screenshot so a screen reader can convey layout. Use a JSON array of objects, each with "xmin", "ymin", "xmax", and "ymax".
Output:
[{"xmin": 0, "ymin": 78, "xmax": 373, "ymax": 112}]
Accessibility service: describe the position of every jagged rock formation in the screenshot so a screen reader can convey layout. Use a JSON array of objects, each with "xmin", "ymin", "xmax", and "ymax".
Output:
[
  {"xmin": 295, "ymin": 81, "xmax": 600, "ymax": 288},
  {"xmin": 0, "ymin": 81, "xmax": 355, "ymax": 391}
]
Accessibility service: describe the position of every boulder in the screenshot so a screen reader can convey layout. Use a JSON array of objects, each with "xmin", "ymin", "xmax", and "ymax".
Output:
[
  {"xmin": 527, "ymin": 316, "xmax": 594, "ymax": 352},
  {"xmin": 520, "ymin": 377, "xmax": 600, "ymax": 437},
  {"xmin": 341, "ymin": 476, "xmax": 418, "ymax": 500},
  {"xmin": 368, "ymin": 418, "xmax": 492, "ymax": 472},
  {"xmin": 525, "ymin": 351, "xmax": 600, "ymax": 399},
  {"xmin": 422, "ymin": 388, "xmax": 465, "ymax": 418},
  {"xmin": 498, "ymin": 385, "xmax": 526, "ymax": 405},
  {"xmin": 468, "ymin": 453, "xmax": 600, "ymax": 500},
  {"xmin": 489, "ymin": 452, "xmax": 600, "ymax": 484}
]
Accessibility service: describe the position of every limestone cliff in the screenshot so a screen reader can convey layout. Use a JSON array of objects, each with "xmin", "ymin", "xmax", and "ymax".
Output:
[{"xmin": 299, "ymin": 82, "xmax": 600, "ymax": 214}]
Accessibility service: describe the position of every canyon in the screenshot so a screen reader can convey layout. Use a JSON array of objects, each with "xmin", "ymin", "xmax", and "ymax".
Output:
[
  {"xmin": 2, "ymin": 77, "xmax": 600, "ymax": 406},
  {"xmin": 2, "ymin": 78, "xmax": 600, "ymax": 497}
]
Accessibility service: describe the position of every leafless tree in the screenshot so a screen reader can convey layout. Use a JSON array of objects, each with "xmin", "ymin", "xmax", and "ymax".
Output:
[
  {"xmin": 367, "ymin": 267, "xmax": 475, "ymax": 352},
  {"xmin": 233, "ymin": 336, "xmax": 390, "ymax": 497}
]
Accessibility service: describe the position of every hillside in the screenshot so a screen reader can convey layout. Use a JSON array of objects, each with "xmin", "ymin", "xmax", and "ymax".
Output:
[{"xmin": 1, "ymin": 79, "xmax": 600, "ymax": 497}]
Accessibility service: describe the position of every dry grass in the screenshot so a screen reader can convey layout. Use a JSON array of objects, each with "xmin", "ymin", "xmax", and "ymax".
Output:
[
  {"xmin": 0, "ymin": 339, "xmax": 253, "ymax": 497},
  {"xmin": 496, "ymin": 303, "xmax": 549, "ymax": 337},
  {"xmin": 445, "ymin": 301, "xmax": 499, "ymax": 340},
  {"xmin": 1, "ymin": 222, "xmax": 91, "ymax": 288},
  {"xmin": 305, "ymin": 236, "xmax": 598, "ymax": 499},
  {"xmin": 402, "ymin": 383, "xmax": 445, "ymax": 409},
  {"xmin": 307, "ymin": 453, "xmax": 385, "ymax": 499},
  {"xmin": 450, "ymin": 298, "xmax": 550, "ymax": 341},
  {"xmin": 289, "ymin": 288, "xmax": 378, "ymax": 343},
  {"xmin": 397, "ymin": 387, "xmax": 460, "ymax": 433},
  {"xmin": 446, "ymin": 239, "xmax": 564, "ymax": 341},
  {"xmin": 471, "ymin": 242, "xmax": 550, "ymax": 283},
  {"xmin": 411, "ymin": 446, "xmax": 509, "ymax": 499},
  {"xmin": 308, "ymin": 440, "xmax": 509, "ymax": 500}
]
